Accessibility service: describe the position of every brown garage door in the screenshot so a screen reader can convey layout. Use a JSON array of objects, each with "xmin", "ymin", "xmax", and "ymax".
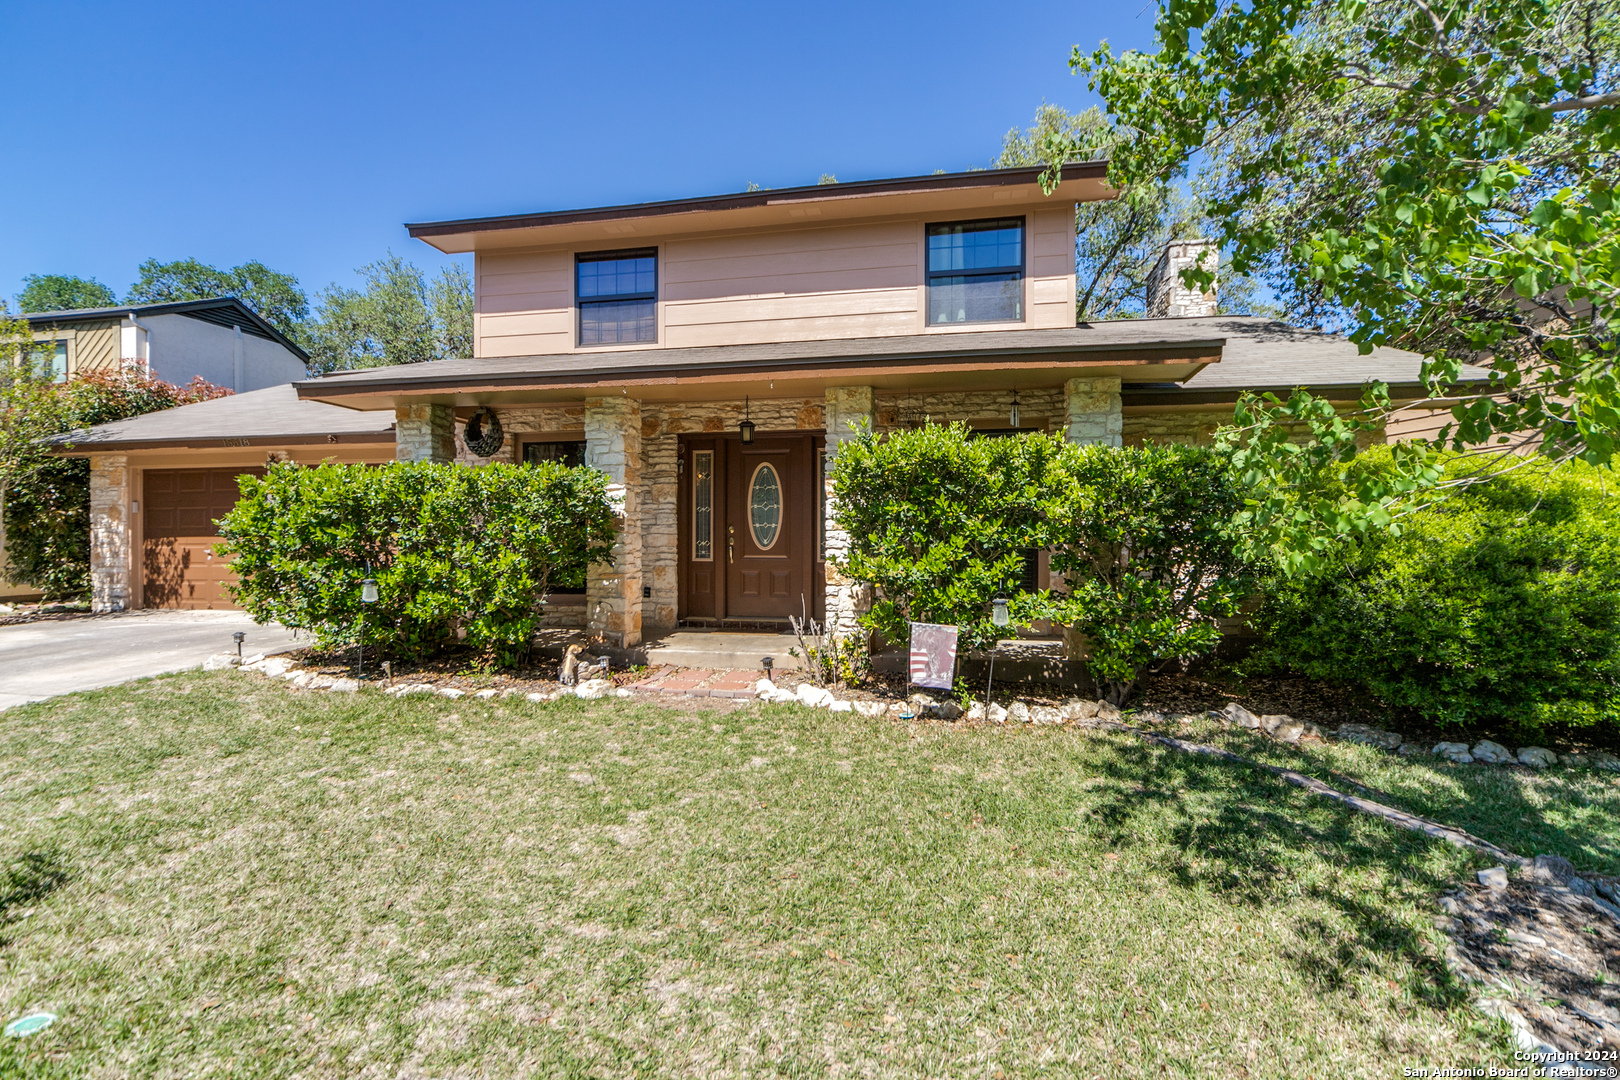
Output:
[{"xmin": 142, "ymin": 468, "xmax": 263, "ymax": 609}]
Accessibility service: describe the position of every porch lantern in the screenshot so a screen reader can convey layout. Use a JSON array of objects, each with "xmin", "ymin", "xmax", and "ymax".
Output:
[
  {"xmin": 1008, "ymin": 390, "xmax": 1021, "ymax": 430},
  {"xmin": 991, "ymin": 597, "xmax": 1010, "ymax": 627},
  {"xmin": 739, "ymin": 396, "xmax": 756, "ymax": 445},
  {"xmin": 361, "ymin": 578, "xmax": 379, "ymax": 605}
]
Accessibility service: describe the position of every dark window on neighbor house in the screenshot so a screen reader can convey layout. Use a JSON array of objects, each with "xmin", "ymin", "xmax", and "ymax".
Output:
[
  {"xmin": 926, "ymin": 218, "xmax": 1024, "ymax": 324},
  {"xmin": 522, "ymin": 440, "xmax": 587, "ymax": 469},
  {"xmin": 577, "ymin": 249, "xmax": 657, "ymax": 346}
]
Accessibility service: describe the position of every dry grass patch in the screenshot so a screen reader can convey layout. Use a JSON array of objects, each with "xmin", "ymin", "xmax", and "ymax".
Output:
[{"xmin": 0, "ymin": 672, "xmax": 1537, "ymax": 1077}]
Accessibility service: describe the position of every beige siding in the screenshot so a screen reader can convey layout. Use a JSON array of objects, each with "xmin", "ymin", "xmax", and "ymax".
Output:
[
  {"xmin": 474, "ymin": 201, "xmax": 1079, "ymax": 357},
  {"xmin": 73, "ymin": 323, "xmax": 120, "ymax": 373}
]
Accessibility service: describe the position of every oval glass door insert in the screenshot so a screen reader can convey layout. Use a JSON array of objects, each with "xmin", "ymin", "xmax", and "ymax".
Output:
[{"xmin": 748, "ymin": 462, "xmax": 782, "ymax": 550}]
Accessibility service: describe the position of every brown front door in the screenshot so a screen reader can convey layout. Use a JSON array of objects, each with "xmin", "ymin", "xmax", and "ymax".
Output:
[
  {"xmin": 142, "ymin": 467, "xmax": 262, "ymax": 609},
  {"xmin": 679, "ymin": 434, "xmax": 819, "ymax": 623}
]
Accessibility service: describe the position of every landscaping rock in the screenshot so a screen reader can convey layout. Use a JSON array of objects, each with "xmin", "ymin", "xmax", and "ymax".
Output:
[
  {"xmin": 1594, "ymin": 751, "xmax": 1620, "ymax": 772},
  {"xmin": 1478, "ymin": 865, "xmax": 1511, "ymax": 889},
  {"xmin": 202, "ymin": 653, "xmax": 242, "ymax": 671},
  {"xmin": 1336, "ymin": 723, "xmax": 1404, "ymax": 751},
  {"xmin": 1094, "ymin": 701, "xmax": 1121, "ymax": 722},
  {"xmin": 1006, "ymin": 702, "xmax": 1031, "ymax": 724},
  {"xmin": 525, "ymin": 692, "xmax": 546, "ymax": 703},
  {"xmin": 964, "ymin": 702, "xmax": 985, "ymax": 722},
  {"xmin": 327, "ymin": 678, "xmax": 359, "ymax": 693},
  {"xmin": 1396, "ymin": 742, "xmax": 1424, "ymax": 756},
  {"xmin": 986, "ymin": 704, "xmax": 1008, "ymax": 724},
  {"xmin": 1471, "ymin": 740, "xmax": 1513, "ymax": 764},
  {"xmin": 1271, "ymin": 719, "xmax": 1308, "ymax": 744},
  {"xmin": 289, "ymin": 672, "xmax": 316, "ymax": 688},
  {"xmin": 755, "ymin": 678, "xmax": 776, "ymax": 698},
  {"xmin": 1220, "ymin": 702, "xmax": 1262, "ymax": 728},
  {"xmin": 1030, "ymin": 705, "xmax": 1064, "ymax": 725},
  {"xmin": 1559, "ymin": 752, "xmax": 1590, "ymax": 767},
  {"xmin": 828, "ymin": 700, "xmax": 854, "ymax": 713},
  {"xmin": 1062, "ymin": 698, "xmax": 1099, "ymax": 720},
  {"xmin": 397, "ymin": 684, "xmax": 436, "ymax": 697},
  {"xmin": 1516, "ymin": 746, "xmax": 1558, "ymax": 768},
  {"xmin": 795, "ymin": 685, "xmax": 835, "ymax": 709},
  {"xmin": 614, "ymin": 688, "xmax": 633, "ymax": 698},
  {"xmin": 241, "ymin": 653, "xmax": 266, "ymax": 667},
  {"xmin": 307, "ymin": 675, "xmax": 337, "ymax": 690},
  {"xmin": 1258, "ymin": 713, "xmax": 1292, "ymax": 736},
  {"xmin": 1433, "ymin": 742, "xmax": 1474, "ymax": 763},
  {"xmin": 574, "ymin": 679, "xmax": 613, "ymax": 700},
  {"xmin": 854, "ymin": 701, "xmax": 887, "ymax": 718},
  {"xmin": 438, "ymin": 687, "xmax": 465, "ymax": 699},
  {"xmin": 258, "ymin": 657, "xmax": 293, "ymax": 678},
  {"xmin": 1531, "ymin": 854, "xmax": 1576, "ymax": 886},
  {"xmin": 475, "ymin": 688, "xmax": 499, "ymax": 700}
]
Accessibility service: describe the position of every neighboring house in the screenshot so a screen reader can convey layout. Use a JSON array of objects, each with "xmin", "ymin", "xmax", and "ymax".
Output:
[
  {"xmin": 65, "ymin": 164, "xmax": 1477, "ymax": 626},
  {"xmin": 19, "ymin": 296, "xmax": 309, "ymax": 393},
  {"xmin": 2, "ymin": 297, "xmax": 313, "ymax": 602}
]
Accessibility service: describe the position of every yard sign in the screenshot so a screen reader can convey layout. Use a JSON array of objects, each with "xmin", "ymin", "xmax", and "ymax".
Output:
[{"xmin": 908, "ymin": 623, "xmax": 958, "ymax": 690}]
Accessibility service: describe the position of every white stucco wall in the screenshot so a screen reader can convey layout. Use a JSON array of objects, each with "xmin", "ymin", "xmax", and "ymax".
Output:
[{"xmin": 143, "ymin": 314, "xmax": 306, "ymax": 392}]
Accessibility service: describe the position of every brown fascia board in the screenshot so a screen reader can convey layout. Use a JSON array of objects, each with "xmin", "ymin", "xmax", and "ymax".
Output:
[
  {"xmin": 51, "ymin": 433, "xmax": 396, "ymax": 456},
  {"xmin": 298, "ymin": 341, "xmax": 1223, "ymax": 403},
  {"xmin": 405, "ymin": 162, "xmax": 1109, "ymax": 240}
]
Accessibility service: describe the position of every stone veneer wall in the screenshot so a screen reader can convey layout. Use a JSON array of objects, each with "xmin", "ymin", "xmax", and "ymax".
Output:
[
  {"xmin": 395, "ymin": 404, "xmax": 455, "ymax": 462},
  {"xmin": 89, "ymin": 454, "xmax": 132, "ymax": 612},
  {"xmin": 872, "ymin": 387, "xmax": 1063, "ymax": 433},
  {"xmin": 583, "ymin": 397, "xmax": 643, "ymax": 647},
  {"xmin": 1122, "ymin": 409, "xmax": 1232, "ymax": 446}
]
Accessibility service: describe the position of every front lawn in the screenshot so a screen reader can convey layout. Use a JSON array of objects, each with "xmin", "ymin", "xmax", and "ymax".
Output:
[{"xmin": 3, "ymin": 673, "xmax": 1594, "ymax": 1076}]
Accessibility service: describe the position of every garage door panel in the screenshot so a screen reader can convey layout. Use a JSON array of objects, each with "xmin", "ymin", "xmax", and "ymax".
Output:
[{"xmin": 141, "ymin": 467, "xmax": 262, "ymax": 609}]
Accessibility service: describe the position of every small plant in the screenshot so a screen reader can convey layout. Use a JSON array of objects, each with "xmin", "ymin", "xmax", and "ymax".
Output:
[{"xmin": 788, "ymin": 599, "xmax": 868, "ymax": 688}]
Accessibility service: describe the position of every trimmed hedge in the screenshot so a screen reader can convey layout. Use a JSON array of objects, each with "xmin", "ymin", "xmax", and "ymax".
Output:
[
  {"xmin": 217, "ymin": 461, "xmax": 616, "ymax": 666},
  {"xmin": 1249, "ymin": 456, "xmax": 1620, "ymax": 735}
]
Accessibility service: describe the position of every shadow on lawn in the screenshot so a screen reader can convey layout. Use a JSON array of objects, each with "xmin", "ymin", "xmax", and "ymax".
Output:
[
  {"xmin": 0, "ymin": 849, "xmax": 71, "ymax": 948},
  {"xmin": 1079, "ymin": 738, "xmax": 1475, "ymax": 1007}
]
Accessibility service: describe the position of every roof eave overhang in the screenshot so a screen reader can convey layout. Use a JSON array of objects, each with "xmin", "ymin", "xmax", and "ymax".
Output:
[
  {"xmin": 297, "ymin": 343, "xmax": 1222, "ymax": 412},
  {"xmin": 406, "ymin": 162, "xmax": 1112, "ymax": 254},
  {"xmin": 49, "ymin": 432, "xmax": 397, "ymax": 456},
  {"xmin": 1121, "ymin": 380, "xmax": 1490, "ymax": 408}
]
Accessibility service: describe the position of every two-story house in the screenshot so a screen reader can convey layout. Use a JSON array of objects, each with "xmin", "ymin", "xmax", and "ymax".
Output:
[{"xmin": 63, "ymin": 164, "xmax": 1469, "ymax": 624}]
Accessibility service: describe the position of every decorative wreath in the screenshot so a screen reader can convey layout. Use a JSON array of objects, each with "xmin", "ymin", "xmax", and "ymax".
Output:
[{"xmin": 463, "ymin": 407, "xmax": 504, "ymax": 457}]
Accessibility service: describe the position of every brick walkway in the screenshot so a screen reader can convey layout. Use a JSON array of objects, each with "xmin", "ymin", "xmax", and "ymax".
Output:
[{"xmin": 629, "ymin": 667, "xmax": 762, "ymax": 699}]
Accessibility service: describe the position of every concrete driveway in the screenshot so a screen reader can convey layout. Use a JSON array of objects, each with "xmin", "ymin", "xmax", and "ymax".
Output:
[{"xmin": 0, "ymin": 610, "xmax": 301, "ymax": 710}]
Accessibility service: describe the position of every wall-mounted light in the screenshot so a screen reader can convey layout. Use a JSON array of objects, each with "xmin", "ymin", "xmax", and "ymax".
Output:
[
  {"xmin": 1009, "ymin": 390, "xmax": 1021, "ymax": 430},
  {"xmin": 739, "ymin": 396, "xmax": 756, "ymax": 445}
]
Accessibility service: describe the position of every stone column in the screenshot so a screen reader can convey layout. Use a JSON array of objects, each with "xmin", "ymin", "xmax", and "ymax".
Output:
[
  {"xmin": 1064, "ymin": 377, "xmax": 1123, "ymax": 447},
  {"xmin": 639, "ymin": 409, "xmax": 679, "ymax": 634},
  {"xmin": 823, "ymin": 386, "xmax": 874, "ymax": 639},
  {"xmin": 395, "ymin": 404, "xmax": 455, "ymax": 462},
  {"xmin": 89, "ymin": 454, "xmax": 132, "ymax": 613},
  {"xmin": 585, "ymin": 396, "xmax": 643, "ymax": 648}
]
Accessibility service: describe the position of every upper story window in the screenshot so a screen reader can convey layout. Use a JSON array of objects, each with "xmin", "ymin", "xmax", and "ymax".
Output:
[
  {"xmin": 926, "ymin": 218, "xmax": 1024, "ymax": 325},
  {"xmin": 22, "ymin": 339, "xmax": 68, "ymax": 382},
  {"xmin": 577, "ymin": 248, "xmax": 657, "ymax": 346}
]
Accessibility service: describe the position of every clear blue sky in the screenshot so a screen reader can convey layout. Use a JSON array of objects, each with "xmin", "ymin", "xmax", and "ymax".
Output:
[{"xmin": 0, "ymin": 1, "xmax": 1159, "ymax": 309}]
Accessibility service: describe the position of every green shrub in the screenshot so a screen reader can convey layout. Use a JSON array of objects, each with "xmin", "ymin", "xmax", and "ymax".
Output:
[
  {"xmin": 829, "ymin": 422, "xmax": 1064, "ymax": 650},
  {"xmin": 1047, "ymin": 443, "xmax": 1260, "ymax": 705},
  {"xmin": 1, "ymin": 370, "xmax": 230, "ymax": 599},
  {"xmin": 217, "ymin": 461, "xmax": 617, "ymax": 666},
  {"xmin": 1249, "ymin": 456, "xmax": 1620, "ymax": 735}
]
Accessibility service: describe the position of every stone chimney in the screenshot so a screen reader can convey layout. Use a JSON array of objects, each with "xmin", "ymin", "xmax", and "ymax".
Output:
[{"xmin": 1145, "ymin": 239, "xmax": 1218, "ymax": 318}]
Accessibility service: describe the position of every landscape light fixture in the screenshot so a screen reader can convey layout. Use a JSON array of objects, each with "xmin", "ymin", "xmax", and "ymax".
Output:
[
  {"xmin": 739, "ymin": 396, "xmax": 756, "ymax": 445},
  {"xmin": 762, "ymin": 655, "xmax": 774, "ymax": 678},
  {"xmin": 1008, "ymin": 390, "xmax": 1021, "ymax": 430},
  {"xmin": 232, "ymin": 630, "xmax": 245, "ymax": 657},
  {"xmin": 985, "ymin": 597, "xmax": 1011, "ymax": 712},
  {"xmin": 357, "ymin": 567, "xmax": 379, "ymax": 679}
]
